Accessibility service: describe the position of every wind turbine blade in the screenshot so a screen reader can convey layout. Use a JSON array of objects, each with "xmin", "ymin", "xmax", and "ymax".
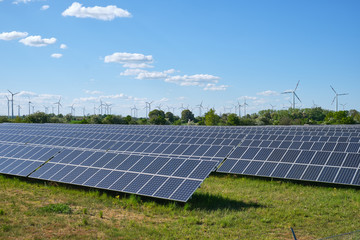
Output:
[
  {"xmin": 294, "ymin": 80, "xmax": 300, "ymax": 91},
  {"xmin": 282, "ymin": 91, "xmax": 292, "ymax": 94},
  {"xmin": 330, "ymin": 85, "xmax": 337, "ymax": 94},
  {"xmin": 294, "ymin": 92, "xmax": 301, "ymax": 102},
  {"xmin": 338, "ymin": 93, "xmax": 349, "ymax": 96},
  {"xmin": 331, "ymin": 97, "xmax": 336, "ymax": 105}
]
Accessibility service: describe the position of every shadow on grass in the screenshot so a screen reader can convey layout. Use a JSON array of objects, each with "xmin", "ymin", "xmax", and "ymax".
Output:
[{"xmin": 188, "ymin": 192, "xmax": 263, "ymax": 211}]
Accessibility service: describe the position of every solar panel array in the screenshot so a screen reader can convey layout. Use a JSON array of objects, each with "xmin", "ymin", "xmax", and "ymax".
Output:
[
  {"xmin": 218, "ymin": 126, "xmax": 360, "ymax": 186},
  {"xmin": 1, "ymin": 123, "xmax": 360, "ymax": 202}
]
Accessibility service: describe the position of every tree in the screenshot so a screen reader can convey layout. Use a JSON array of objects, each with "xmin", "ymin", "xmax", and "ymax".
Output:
[
  {"xmin": 205, "ymin": 109, "xmax": 220, "ymax": 126},
  {"xmin": 149, "ymin": 109, "xmax": 166, "ymax": 125},
  {"xmin": 181, "ymin": 109, "xmax": 195, "ymax": 123},
  {"xmin": 24, "ymin": 112, "xmax": 50, "ymax": 123},
  {"xmin": 102, "ymin": 115, "xmax": 126, "ymax": 124},
  {"xmin": 165, "ymin": 112, "xmax": 175, "ymax": 123},
  {"xmin": 89, "ymin": 115, "xmax": 102, "ymax": 124},
  {"xmin": 227, "ymin": 113, "xmax": 240, "ymax": 125}
]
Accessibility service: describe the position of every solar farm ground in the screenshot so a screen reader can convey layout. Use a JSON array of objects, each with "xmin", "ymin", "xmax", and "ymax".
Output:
[{"xmin": 1, "ymin": 173, "xmax": 360, "ymax": 240}]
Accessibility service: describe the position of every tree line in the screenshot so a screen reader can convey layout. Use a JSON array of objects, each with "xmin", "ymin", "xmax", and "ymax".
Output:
[{"xmin": 1, "ymin": 107, "xmax": 360, "ymax": 125}]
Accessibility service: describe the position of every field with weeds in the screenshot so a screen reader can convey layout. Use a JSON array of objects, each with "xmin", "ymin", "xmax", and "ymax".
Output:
[{"xmin": 1, "ymin": 173, "xmax": 360, "ymax": 239}]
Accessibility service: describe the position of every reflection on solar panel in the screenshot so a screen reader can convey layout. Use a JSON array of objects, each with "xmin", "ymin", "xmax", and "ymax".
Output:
[
  {"xmin": 1, "ymin": 123, "xmax": 360, "ymax": 202},
  {"xmin": 0, "ymin": 142, "xmax": 60, "ymax": 176}
]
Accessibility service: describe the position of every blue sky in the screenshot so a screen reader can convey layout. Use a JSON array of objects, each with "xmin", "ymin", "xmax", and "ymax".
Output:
[{"xmin": 1, "ymin": 0, "xmax": 359, "ymax": 117}]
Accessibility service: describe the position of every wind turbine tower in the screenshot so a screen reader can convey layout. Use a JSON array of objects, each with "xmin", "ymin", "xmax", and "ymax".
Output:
[
  {"xmin": 282, "ymin": 80, "xmax": 301, "ymax": 109},
  {"xmin": 5, "ymin": 96, "xmax": 10, "ymax": 118},
  {"xmin": 330, "ymin": 85, "xmax": 348, "ymax": 112},
  {"xmin": 236, "ymin": 101, "xmax": 242, "ymax": 117},
  {"xmin": 54, "ymin": 97, "xmax": 62, "ymax": 115},
  {"xmin": 243, "ymin": 99, "xmax": 249, "ymax": 116},
  {"xmin": 8, "ymin": 90, "xmax": 19, "ymax": 119},
  {"xmin": 28, "ymin": 98, "xmax": 32, "ymax": 115},
  {"xmin": 145, "ymin": 101, "xmax": 153, "ymax": 118},
  {"xmin": 17, "ymin": 105, "xmax": 21, "ymax": 117},
  {"xmin": 196, "ymin": 101, "xmax": 204, "ymax": 117}
]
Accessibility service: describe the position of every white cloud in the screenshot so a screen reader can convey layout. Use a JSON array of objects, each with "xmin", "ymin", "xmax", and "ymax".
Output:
[
  {"xmin": 12, "ymin": 0, "xmax": 31, "ymax": 4},
  {"xmin": 60, "ymin": 44, "xmax": 67, "ymax": 49},
  {"xmin": 41, "ymin": 5, "xmax": 49, "ymax": 10},
  {"xmin": 239, "ymin": 96, "xmax": 257, "ymax": 100},
  {"xmin": 136, "ymin": 69, "xmax": 175, "ymax": 80},
  {"xmin": 104, "ymin": 52, "xmax": 153, "ymax": 68},
  {"xmin": 257, "ymin": 90, "xmax": 279, "ymax": 96},
  {"xmin": 51, "ymin": 53, "xmax": 63, "ymax": 58},
  {"xmin": 0, "ymin": 31, "xmax": 28, "ymax": 41},
  {"xmin": 165, "ymin": 74, "xmax": 220, "ymax": 87},
  {"xmin": 120, "ymin": 68, "xmax": 147, "ymax": 76},
  {"xmin": 19, "ymin": 35, "xmax": 56, "ymax": 47},
  {"xmin": 122, "ymin": 63, "xmax": 153, "ymax": 68},
  {"xmin": 203, "ymin": 83, "xmax": 228, "ymax": 91},
  {"xmin": 158, "ymin": 97, "xmax": 169, "ymax": 102},
  {"xmin": 84, "ymin": 90, "xmax": 102, "ymax": 95},
  {"xmin": 62, "ymin": 2, "xmax": 131, "ymax": 21}
]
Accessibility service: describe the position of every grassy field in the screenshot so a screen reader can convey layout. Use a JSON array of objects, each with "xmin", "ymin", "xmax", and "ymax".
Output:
[{"xmin": 1, "ymin": 173, "xmax": 360, "ymax": 240}]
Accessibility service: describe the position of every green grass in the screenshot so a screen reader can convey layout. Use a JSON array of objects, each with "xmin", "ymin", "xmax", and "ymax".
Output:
[{"xmin": 1, "ymin": 174, "xmax": 360, "ymax": 239}]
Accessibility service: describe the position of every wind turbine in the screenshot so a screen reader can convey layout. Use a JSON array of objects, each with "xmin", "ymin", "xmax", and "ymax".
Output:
[
  {"xmin": 17, "ymin": 105, "xmax": 21, "ymax": 117},
  {"xmin": 69, "ymin": 104, "xmax": 75, "ymax": 116},
  {"xmin": 156, "ymin": 104, "xmax": 162, "ymax": 111},
  {"xmin": 196, "ymin": 101, "xmax": 204, "ymax": 117},
  {"xmin": 134, "ymin": 105, "xmax": 138, "ymax": 117},
  {"xmin": 243, "ymin": 99, "xmax": 249, "ymax": 116},
  {"xmin": 99, "ymin": 100, "xmax": 105, "ymax": 115},
  {"xmin": 145, "ymin": 101, "xmax": 153, "ymax": 118},
  {"xmin": 104, "ymin": 103, "xmax": 111, "ymax": 115},
  {"xmin": 282, "ymin": 80, "xmax": 301, "ymax": 109},
  {"xmin": 270, "ymin": 104, "xmax": 276, "ymax": 111},
  {"xmin": 236, "ymin": 101, "xmax": 242, "ymax": 117},
  {"xmin": 82, "ymin": 107, "xmax": 86, "ymax": 116},
  {"xmin": 28, "ymin": 98, "xmax": 32, "ymax": 115},
  {"xmin": 340, "ymin": 103, "xmax": 347, "ymax": 111},
  {"xmin": 330, "ymin": 85, "xmax": 348, "ymax": 112},
  {"xmin": 8, "ymin": 90, "xmax": 19, "ymax": 119},
  {"xmin": 5, "ymin": 96, "xmax": 10, "ymax": 118},
  {"xmin": 179, "ymin": 103, "xmax": 186, "ymax": 111},
  {"xmin": 54, "ymin": 97, "xmax": 62, "ymax": 115},
  {"xmin": 43, "ymin": 105, "xmax": 49, "ymax": 114},
  {"xmin": 130, "ymin": 105, "xmax": 138, "ymax": 117}
]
